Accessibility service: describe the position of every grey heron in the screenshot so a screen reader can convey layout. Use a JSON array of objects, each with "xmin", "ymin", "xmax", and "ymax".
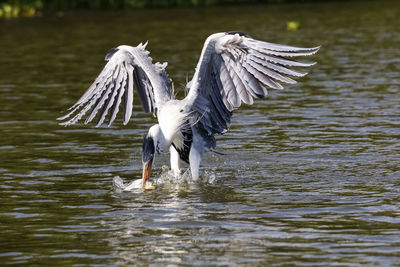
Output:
[{"xmin": 58, "ymin": 32, "xmax": 319, "ymax": 188}]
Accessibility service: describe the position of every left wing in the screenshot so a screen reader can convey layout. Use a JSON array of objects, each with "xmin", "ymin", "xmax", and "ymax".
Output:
[
  {"xmin": 58, "ymin": 43, "xmax": 172, "ymax": 127},
  {"xmin": 184, "ymin": 32, "xmax": 319, "ymax": 136}
]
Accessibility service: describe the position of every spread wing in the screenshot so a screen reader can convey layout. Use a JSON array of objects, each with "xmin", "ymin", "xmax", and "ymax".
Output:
[
  {"xmin": 58, "ymin": 43, "xmax": 172, "ymax": 127},
  {"xmin": 185, "ymin": 32, "xmax": 319, "ymax": 136}
]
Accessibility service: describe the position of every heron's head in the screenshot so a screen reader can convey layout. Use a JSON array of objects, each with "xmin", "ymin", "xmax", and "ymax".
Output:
[{"xmin": 141, "ymin": 124, "xmax": 165, "ymax": 188}]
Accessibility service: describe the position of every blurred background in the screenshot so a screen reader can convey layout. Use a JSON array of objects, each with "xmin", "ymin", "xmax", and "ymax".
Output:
[
  {"xmin": 0, "ymin": 0, "xmax": 364, "ymax": 18},
  {"xmin": 1, "ymin": 0, "xmax": 399, "ymax": 265}
]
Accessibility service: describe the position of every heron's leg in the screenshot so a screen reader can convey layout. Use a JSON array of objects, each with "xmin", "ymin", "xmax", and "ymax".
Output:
[
  {"xmin": 189, "ymin": 146, "xmax": 202, "ymax": 180},
  {"xmin": 169, "ymin": 146, "xmax": 181, "ymax": 177}
]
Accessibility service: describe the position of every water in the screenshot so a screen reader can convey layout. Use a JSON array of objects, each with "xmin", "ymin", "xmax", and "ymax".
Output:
[{"xmin": 1, "ymin": 0, "xmax": 399, "ymax": 265}]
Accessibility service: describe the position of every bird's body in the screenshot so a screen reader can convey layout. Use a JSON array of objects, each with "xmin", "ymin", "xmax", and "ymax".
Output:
[{"xmin": 58, "ymin": 32, "xmax": 319, "ymax": 187}]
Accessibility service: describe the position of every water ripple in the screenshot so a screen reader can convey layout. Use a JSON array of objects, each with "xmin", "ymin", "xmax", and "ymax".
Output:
[{"xmin": 1, "ymin": 1, "xmax": 400, "ymax": 265}]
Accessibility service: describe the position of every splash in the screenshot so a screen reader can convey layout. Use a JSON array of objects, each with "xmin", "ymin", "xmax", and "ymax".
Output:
[
  {"xmin": 113, "ymin": 176, "xmax": 155, "ymax": 191},
  {"xmin": 113, "ymin": 165, "xmax": 218, "ymax": 192},
  {"xmin": 156, "ymin": 165, "xmax": 219, "ymax": 188}
]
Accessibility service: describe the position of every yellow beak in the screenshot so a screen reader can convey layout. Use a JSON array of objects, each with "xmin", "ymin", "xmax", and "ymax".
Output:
[{"xmin": 142, "ymin": 161, "xmax": 152, "ymax": 189}]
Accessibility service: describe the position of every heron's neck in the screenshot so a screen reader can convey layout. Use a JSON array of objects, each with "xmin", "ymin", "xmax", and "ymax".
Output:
[
  {"xmin": 148, "ymin": 124, "xmax": 168, "ymax": 153},
  {"xmin": 158, "ymin": 133, "xmax": 170, "ymax": 152}
]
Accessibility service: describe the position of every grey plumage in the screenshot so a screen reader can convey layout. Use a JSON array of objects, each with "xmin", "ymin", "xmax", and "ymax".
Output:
[{"xmin": 58, "ymin": 32, "xmax": 319, "ymax": 180}]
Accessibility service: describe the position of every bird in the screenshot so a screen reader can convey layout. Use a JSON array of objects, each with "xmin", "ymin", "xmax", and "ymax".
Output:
[{"xmin": 58, "ymin": 32, "xmax": 319, "ymax": 188}]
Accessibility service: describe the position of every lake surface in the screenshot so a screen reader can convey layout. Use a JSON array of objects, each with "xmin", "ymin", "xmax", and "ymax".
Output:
[{"xmin": 1, "ymin": 0, "xmax": 399, "ymax": 265}]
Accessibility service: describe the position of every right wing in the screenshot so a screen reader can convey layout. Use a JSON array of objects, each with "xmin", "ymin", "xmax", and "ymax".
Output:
[{"xmin": 58, "ymin": 43, "xmax": 172, "ymax": 127}]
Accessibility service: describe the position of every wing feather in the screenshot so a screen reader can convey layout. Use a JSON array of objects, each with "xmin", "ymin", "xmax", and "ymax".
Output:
[
  {"xmin": 248, "ymin": 57, "xmax": 297, "ymax": 84},
  {"xmin": 237, "ymin": 62, "xmax": 266, "ymax": 97},
  {"xmin": 212, "ymin": 61, "xmax": 232, "ymax": 111},
  {"xmin": 224, "ymin": 54, "xmax": 265, "ymax": 98},
  {"xmin": 250, "ymin": 53, "xmax": 315, "ymax": 67},
  {"xmin": 245, "ymin": 38, "xmax": 319, "ymax": 52},
  {"xmin": 61, "ymin": 69, "xmax": 116, "ymax": 126},
  {"xmin": 96, "ymin": 65, "xmax": 125, "ymax": 127},
  {"xmin": 250, "ymin": 54, "xmax": 308, "ymax": 77},
  {"xmin": 134, "ymin": 66, "xmax": 155, "ymax": 114},
  {"xmin": 108, "ymin": 69, "xmax": 127, "ymax": 127},
  {"xmin": 243, "ymin": 61, "xmax": 283, "ymax": 90},
  {"xmin": 219, "ymin": 58, "xmax": 240, "ymax": 108},
  {"xmin": 123, "ymin": 64, "xmax": 134, "ymax": 125},
  {"xmin": 86, "ymin": 66, "xmax": 120, "ymax": 124},
  {"xmin": 221, "ymin": 54, "xmax": 253, "ymax": 105},
  {"xmin": 72, "ymin": 66, "xmax": 115, "ymax": 111}
]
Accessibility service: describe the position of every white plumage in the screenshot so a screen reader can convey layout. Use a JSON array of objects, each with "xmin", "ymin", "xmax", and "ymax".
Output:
[
  {"xmin": 157, "ymin": 100, "xmax": 190, "ymax": 151},
  {"xmin": 58, "ymin": 32, "xmax": 319, "ymax": 188}
]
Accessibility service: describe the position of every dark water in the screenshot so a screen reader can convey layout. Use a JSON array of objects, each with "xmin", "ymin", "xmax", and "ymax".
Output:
[{"xmin": 1, "ymin": 0, "xmax": 400, "ymax": 265}]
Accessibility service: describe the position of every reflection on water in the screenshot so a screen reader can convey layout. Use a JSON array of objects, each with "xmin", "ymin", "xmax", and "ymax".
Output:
[{"xmin": 1, "ymin": 0, "xmax": 400, "ymax": 265}]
